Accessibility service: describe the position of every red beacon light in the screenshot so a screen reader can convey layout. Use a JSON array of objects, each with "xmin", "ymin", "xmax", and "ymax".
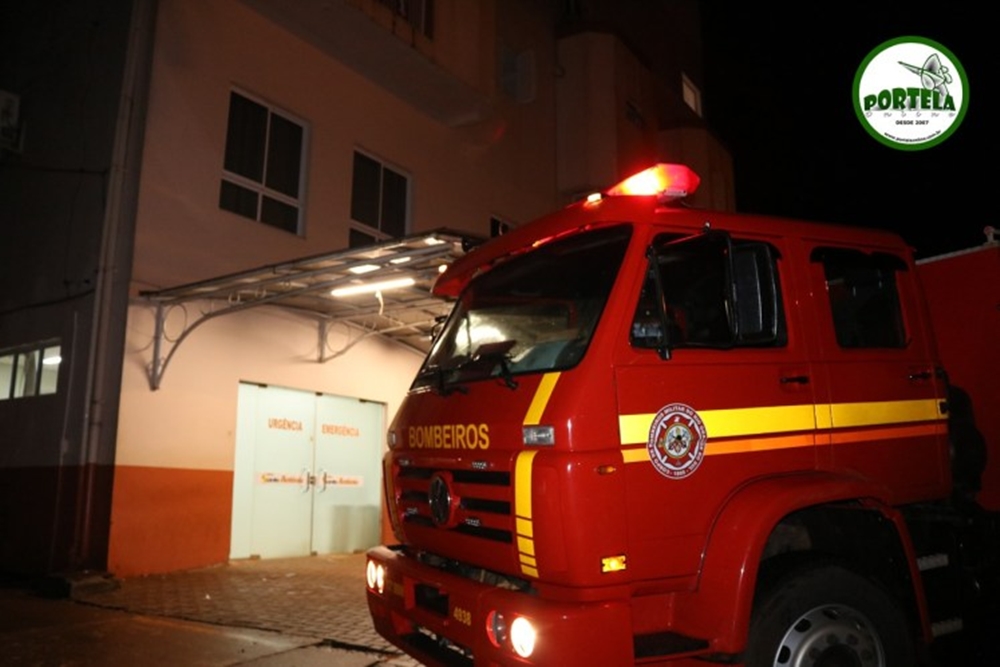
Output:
[{"xmin": 604, "ymin": 163, "xmax": 701, "ymax": 201}]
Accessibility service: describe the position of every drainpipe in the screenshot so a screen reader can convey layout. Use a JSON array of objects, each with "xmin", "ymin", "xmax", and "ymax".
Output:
[{"xmin": 71, "ymin": 0, "xmax": 157, "ymax": 573}]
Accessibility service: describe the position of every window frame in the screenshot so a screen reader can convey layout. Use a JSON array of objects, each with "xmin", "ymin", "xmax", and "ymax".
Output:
[
  {"xmin": 220, "ymin": 89, "xmax": 308, "ymax": 235},
  {"xmin": 0, "ymin": 340, "xmax": 61, "ymax": 401},
  {"xmin": 375, "ymin": 0, "xmax": 434, "ymax": 38},
  {"xmin": 349, "ymin": 149, "xmax": 411, "ymax": 247},
  {"xmin": 681, "ymin": 72, "xmax": 702, "ymax": 117}
]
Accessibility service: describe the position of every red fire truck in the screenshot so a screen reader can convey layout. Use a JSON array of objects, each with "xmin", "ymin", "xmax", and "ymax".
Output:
[{"xmin": 365, "ymin": 164, "xmax": 999, "ymax": 666}]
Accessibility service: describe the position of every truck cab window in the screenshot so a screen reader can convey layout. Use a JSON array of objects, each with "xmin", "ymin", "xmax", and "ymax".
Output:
[
  {"xmin": 631, "ymin": 231, "xmax": 784, "ymax": 355},
  {"xmin": 415, "ymin": 225, "xmax": 632, "ymax": 390},
  {"xmin": 812, "ymin": 248, "xmax": 907, "ymax": 348}
]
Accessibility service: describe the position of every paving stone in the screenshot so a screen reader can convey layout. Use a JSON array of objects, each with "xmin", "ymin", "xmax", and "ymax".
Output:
[{"xmin": 73, "ymin": 553, "xmax": 401, "ymax": 657}]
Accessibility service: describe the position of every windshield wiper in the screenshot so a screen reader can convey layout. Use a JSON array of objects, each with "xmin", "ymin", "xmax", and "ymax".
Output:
[
  {"xmin": 422, "ymin": 341, "xmax": 519, "ymax": 393},
  {"xmin": 420, "ymin": 363, "xmax": 468, "ymax": 396},
  {"xmin": 471, "ymin": 341, "xmax": 519, "ymax": 391}
]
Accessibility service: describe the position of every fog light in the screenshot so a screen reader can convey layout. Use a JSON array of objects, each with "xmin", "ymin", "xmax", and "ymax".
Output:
[
  {"xmin": 366, "ymin": 559, "xmax": 385, "ymax": 594},
  {"xmin": 510, "ymin": 616, "xmax": 537, "ymax": 658}
]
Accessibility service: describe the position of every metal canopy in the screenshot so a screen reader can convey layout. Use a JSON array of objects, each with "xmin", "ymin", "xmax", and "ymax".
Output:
[{"xmin": 140, "ymin": 229, "xmax": 479, "ymax": 390}]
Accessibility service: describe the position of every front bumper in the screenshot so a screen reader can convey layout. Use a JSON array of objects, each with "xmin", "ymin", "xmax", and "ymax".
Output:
[{"xmin": 365, "ymin": 545, "xmax": 633, "ymax": 667}]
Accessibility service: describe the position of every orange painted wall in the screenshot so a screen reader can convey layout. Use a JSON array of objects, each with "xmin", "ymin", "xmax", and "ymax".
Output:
[{"xmin": 108, "ymin": 465, "xmax": 233, "ymax": 577}]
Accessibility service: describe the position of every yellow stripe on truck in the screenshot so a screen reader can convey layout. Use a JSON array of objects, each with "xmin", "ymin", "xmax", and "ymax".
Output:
[
  {"xmin": 514, "ymin": 373, "xmax": 560, "ymax": 578},
  {"xmin": 830, "ymin": 399, "xmax": 944, "ymax": 427},
  {"xmin": 523, "ymin": 373, "xmax": 560, "ymax": 425},
  {"xmin": 621, "ymin": 432, "xmax": 815, "ymax": 463},
  {"xmin": 618, "ymin": 399, "xmax": 944, "ymax": 446},
  {"xmin": 619, "ymin": 403, "xmax": 815, "ymax": 444},
  {"xmin": 515, "ymin": 450, "xmax": 539, "ymax": 577},
  {"xmin": 618, "ymin": 398, "xmax": 946, "ymax": 463}
]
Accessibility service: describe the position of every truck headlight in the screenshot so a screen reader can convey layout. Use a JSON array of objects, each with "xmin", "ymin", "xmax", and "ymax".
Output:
[
  {"xmin": 366, "ymin": 559, "xmax": 385, "ymax": 594},
  {"xmin": 510, "ymin": 616, "xmax": 537, "ymax": 658}
]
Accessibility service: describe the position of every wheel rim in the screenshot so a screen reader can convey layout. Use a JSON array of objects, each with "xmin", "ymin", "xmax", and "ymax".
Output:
[{"xmin": 771, "ymin": 604, "xmax": 886, "ymax": 667}]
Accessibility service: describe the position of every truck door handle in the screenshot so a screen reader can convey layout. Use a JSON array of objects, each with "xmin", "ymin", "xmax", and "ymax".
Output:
[{"xmin": 780, "ymin": 375, "xmax": 810, "ymax": 385}]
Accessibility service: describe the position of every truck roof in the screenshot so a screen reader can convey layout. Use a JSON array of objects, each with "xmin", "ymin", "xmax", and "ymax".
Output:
[{"xmin": 434, "ymin": 169, "xmax": 911, "ymax": 298}]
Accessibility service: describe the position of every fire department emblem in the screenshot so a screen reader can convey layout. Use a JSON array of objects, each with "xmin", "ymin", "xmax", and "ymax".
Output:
[{"xmin": 647, "ymin": 403, "xmax": 707, "ymax": 479}]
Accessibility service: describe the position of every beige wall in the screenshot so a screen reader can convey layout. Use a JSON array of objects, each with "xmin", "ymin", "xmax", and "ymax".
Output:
[
  {"xmin": 133, "ymin": 0, "xmax": 560, "ymax": 294},
  {"xmin": 556, "ymin": 31, "xmax": 678, "ymax": 197},
  {"xmin": 658, "ymin": 126, "xmax": 735, "ymax": 212}
]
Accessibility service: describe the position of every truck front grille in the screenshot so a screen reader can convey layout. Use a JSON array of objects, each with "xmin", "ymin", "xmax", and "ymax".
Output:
[{"xmin": 395, "ymin": 464, "xmax": 513, "ymax": 544}]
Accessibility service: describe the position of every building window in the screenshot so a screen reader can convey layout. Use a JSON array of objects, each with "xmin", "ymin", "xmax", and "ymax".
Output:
[
  {"xmin": 681, "ymin": 73, "xmax": 702, "ymax": 117},
  {"xmin": 220, "ymin": 91, "xmax": 305, "ymax": 235},
  {"xmin": 0, "ymin": 341, "xmax": 61, "ymax": 400},
  {"xmin": 376, "ymin": 0, "xmax": 434, "ymax": 38},
  {"xmin": 350, "ymin": 151, "xmax": 409, "ymax": 247}
]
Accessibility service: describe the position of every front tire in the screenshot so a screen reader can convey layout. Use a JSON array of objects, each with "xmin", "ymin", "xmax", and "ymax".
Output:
[{"xmin": 745, "ymin": 564, "xmax": 914, "ymax": 667}]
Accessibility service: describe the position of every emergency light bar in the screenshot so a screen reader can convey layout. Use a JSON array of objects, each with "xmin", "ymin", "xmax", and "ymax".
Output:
[{"xmin": 604, "ymin": 163, "xmax": 700, "ymax": 200}]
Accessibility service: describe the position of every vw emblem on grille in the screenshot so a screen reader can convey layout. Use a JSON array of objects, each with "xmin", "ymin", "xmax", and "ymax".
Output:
[{"xmin": 428, "ymin": 473, "xmax": 453, "ymax": 526}]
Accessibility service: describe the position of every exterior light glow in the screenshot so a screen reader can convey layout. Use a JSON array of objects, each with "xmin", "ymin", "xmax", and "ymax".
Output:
[
  {"xmin": 42, "ymin": 355, "xmax": 62, "ymax": 366},
  {"xmin": 331, "ymin": 277, "xmax": 415, "ymax": 297},
  {"xmin": 601, "ymin": 554, "xmax": 627, "ymax": 573},
  {"xmin": 605, "ymin": 163, "xmax": 700, "ymax": 199},
  {"xmin": 348, "ymin": 264, "xmax": 380, "ymax": 274},
  {"xmin": 366, "ymin": 559, "xmax": 385, "ymax": 594},
  {"xmin": 390, "ymin": 256, "xmax": 412, "ymax": 264},
  {"xmin": 510, "ymin": 617, "xmax": 537, "ymax": 658}
]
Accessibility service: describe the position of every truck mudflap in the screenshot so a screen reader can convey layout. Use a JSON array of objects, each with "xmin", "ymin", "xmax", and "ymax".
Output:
[{"xmin": 366, "ymin": 545, "xmax": 709, "ymax": 666}]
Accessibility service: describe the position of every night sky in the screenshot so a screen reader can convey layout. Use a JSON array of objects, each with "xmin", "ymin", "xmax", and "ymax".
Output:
[{"xmin": 700, "ymin": 3, "xmax": 990, "ymax": 259}]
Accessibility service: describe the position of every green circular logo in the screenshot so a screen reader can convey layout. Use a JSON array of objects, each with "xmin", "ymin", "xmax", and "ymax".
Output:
[{"xmin": 853, "ymin": 36, "xmax": 969, "ymax": 150}]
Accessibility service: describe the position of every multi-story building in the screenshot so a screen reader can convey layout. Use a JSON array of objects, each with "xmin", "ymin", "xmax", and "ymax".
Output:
[{"xmin": 0, "ymin": 0, "xmax": 732, "ymax": 577}]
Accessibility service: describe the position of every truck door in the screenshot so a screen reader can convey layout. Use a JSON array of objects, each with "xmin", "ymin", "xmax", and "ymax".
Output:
[
  {"xmin": 614, "ymin": 229, "xmax": 819, "ymax": 581},
  {"xmin": 803, "ymin": 243, "xmax": 950, "ymax": 504}
]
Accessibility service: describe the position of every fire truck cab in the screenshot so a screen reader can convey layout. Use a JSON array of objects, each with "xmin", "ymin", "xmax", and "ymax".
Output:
[{"xmin": 365, "ymin": 164, "xmax": 998, "ymax": 666}]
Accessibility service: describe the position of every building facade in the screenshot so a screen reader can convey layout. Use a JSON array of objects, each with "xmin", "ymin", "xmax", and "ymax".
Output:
[{"xmin": 1, "ymin": 0, "xmax": 732, "ymax": 577}]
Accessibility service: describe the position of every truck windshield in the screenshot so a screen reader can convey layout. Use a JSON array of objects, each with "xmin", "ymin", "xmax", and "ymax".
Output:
[{"xmin": 414, "ymin": 224, "xmax": 632, "ymax": 391}]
